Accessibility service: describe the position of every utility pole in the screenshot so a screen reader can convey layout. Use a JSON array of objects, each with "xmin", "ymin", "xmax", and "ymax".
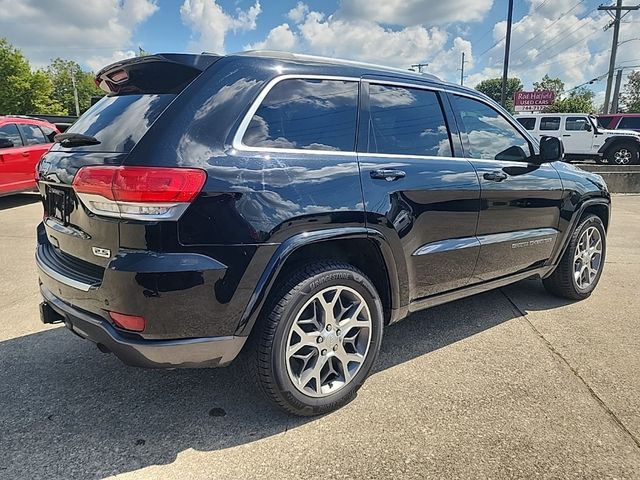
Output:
[
  {"xmin": 611, "ymin": 68, "xmax": 624, "ymax": 113},
  {"xmin": 599, "ymin": 1, "xmax": 640, "ymax": 113},
  {"xmin": 459, "ymin": 52, "xmax": 466, "ymax": 86},
  {"xmin": 410, "ymin": 63, "xmax": 429, "ymax": 73},
  {"xmin": 70, "ymin": 69, "xmax": 80, "ymax": 117},
  {"xmin": 500, "ymin": 0, "xmax": 514, "ymax": 107}
]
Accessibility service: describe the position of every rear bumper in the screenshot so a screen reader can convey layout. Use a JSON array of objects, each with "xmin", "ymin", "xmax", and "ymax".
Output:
[{"xmin": 40, "ymin": 286, "xmax": 246, "ymax": 368}]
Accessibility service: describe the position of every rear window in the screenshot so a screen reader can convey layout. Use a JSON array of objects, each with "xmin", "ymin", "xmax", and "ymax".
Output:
[
  {"xmin": 516, "ymin": 117, "xmax": 536, "ymax": 130},
  {"xmin": 56, "ymin": 94, "xmax": 175, "ymax": 152},
  {"xmin": 619, "ymin": 117, "xmax": 640, "ymax": 129}
]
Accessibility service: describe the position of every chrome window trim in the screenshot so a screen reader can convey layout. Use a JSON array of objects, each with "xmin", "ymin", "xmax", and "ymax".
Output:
[
  {"xmin": 232, "ymin": 74, "xmax": 361, "ymax": 155},
  {"xmin": 231, "ymin": 72, "xmax": 534, "ymax": 159}
]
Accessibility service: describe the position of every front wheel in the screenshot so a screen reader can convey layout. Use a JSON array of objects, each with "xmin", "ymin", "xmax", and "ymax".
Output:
[
  {"xmin": 247, "ymin": 261, "xmax": 384, "ymax": 416},
  {"xmin": 605, "ymin": 142, "xmax": 639, "ymax": 165},
  {"xmin": 543, "ymin": 214, "xmax": 606, "ymax": 300}
]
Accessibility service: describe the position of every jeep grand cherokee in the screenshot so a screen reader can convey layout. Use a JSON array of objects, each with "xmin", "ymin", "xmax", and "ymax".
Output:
[{"xmin": 36, "ymin": 51, "xmax": 610, "ymax": 416}]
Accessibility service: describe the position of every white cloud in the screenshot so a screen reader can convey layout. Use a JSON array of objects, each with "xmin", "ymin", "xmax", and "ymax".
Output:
[
  {"xmin": 180, "ymin": 0, "xmax": 261, "ymax": 54},
  {"xmin": 287, "ymin": 2, "xmax": 309, "ymax": 23},
  {"xmin": 245, "ymin": 23, "xmax": 297, "ymax": 51},
  {"xmin": 86, "ymin": 50, "xmax": 137, "ymax": 72},
  {"xmin": 336, "ymin": 0, "xmax": 493, "ymax": 26},
  {"xmin": 0, "ymin": 0, "xmax": 157, "ymax": 70}
]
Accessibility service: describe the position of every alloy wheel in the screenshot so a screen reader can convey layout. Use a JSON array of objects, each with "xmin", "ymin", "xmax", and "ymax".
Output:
[
  {"xmin": 285, "ymin": 286, "xmax": 372, "ymax": 398},
  {"xmin": 613, "ymin": 148, "xmax": 632, "ymax": 165},
  {"xmin": 573, "ymin": 226, "xmax": 603, "ymax": 289}
]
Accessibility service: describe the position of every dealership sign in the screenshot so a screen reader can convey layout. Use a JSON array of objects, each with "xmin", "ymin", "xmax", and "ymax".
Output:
[{"xmin": 513, "ymin": 91, "xmax": 555, "ymax": 112}]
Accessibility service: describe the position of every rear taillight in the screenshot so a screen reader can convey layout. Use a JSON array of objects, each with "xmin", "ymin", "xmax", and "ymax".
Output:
[{"xmin": 72, "ymin": 166, "xmax": 206, "ymax": 220}]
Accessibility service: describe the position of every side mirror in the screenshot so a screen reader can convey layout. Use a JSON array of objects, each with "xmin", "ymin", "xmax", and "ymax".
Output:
[
  {"xmin": 0, "ymin": 138, "xmax": 14, "ymax": 149},
  {"xmin": 539, "ymin": 136, "xmax": 563, "ymax": 163},
  {"xmin": 584, "ymin": 123, "xmax": 592, "ymax": 132}
]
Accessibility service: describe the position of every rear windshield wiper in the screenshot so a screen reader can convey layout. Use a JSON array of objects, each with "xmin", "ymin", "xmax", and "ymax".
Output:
[{"xmin": 54, "ymin": 132, "xmax": 101, "ymax": 147}]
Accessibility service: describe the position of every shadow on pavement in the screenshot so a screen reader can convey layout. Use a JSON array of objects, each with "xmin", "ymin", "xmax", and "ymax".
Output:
[
  {"xmin": 0, "ymin": 280, "xmax": 566, "ymax": 479},
  {"xmin": 0, "ymin": 193, "xmax": 40, "ymax": 211}
]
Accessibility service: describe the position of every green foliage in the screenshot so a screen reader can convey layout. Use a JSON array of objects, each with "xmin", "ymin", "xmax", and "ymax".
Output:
[
  {"xmin": 474, "ymin": 77, "xmax": 523, "ymax": 112},
  {"xmin": 620, "ymin": 71, "xmax": 640, "ymax": 113},
  {"xmin": 543, "ymin": 87, "xmax": 595, "ymax": 113},
  {"xmin": 533, "ymin": 74, "xmax": 565, "ymax": 98},
  {"xmin": 0, "ymin": 38, "xmax": 65, "ymax": 115},
  {"xmin": 46, "ymin": 58, "xmax": 103, "ymax": 115}
]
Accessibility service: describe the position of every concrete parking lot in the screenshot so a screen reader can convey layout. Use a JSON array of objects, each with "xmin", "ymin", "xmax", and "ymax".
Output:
[{"xmin": 1, "ymin": 194, "xmax": 639, "ymax": 479}]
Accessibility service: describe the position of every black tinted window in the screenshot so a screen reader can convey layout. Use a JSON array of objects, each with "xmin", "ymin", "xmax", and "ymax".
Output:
[
  {"xmin": 367, "ymin": 85, "xmax": 451, "ymax": 156},
  {"xmin": 454, "ymin": 95, "xmax": 531, "ymax": 161},
  {"xmin": 597, "ymin": 115, "xmax": 615, "ymax": 128},
  {"xmin": 516, "ymin": 117, "xmax": 536, "ymax": 130},
  {"xmin": 619, "ymin": 117, "xmax": 640, "ymax": 129},
  {"xmin": 565, "ymin": 117, "xmax": 589, "ymax": 131},
  {"xmin": 18, "ymin": 124, "xmax": 47, "ymax": 145},
  {"xmin": 540, "ymin": 117, "xmax": 560, "ymax": 131},
  {"xmin": 243, "ymin": 79, "xmax": 358, "ymax": 151},
  {"xmin": 58, "ymin": 94, "xmax": 174, "ymax": 152},
  {"xmin": 0, "ymin": 124, "xmax": 22, "ymax": 147}
]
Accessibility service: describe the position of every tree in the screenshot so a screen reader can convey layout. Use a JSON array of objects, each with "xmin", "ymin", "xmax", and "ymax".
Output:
[
  {"xmin": 46, "ymin": 58, "xmax": 103, "ymax": 115},
  {"xmin": 620, "ymin": 70, "xmax": 640, "ymax": 113},
  {"xmin": 544, "ymin": 87, "xmax": 595, "ymax": 113},
  {"xmin": 533, "ymin": 74, "xmax": 565, "ymax": 98},
  {"xmin": 474, "ymin": 77, "xmax": 523, "ymax": 112},
  {"xmin": 0, "ymin": 38, "xmax": 65, "ymax": 115}
]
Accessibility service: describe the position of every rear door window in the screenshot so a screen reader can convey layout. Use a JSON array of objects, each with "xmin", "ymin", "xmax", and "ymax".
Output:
[
  {"xmin": 56, "ymin": 94, "xmax": 175, "ymax": 152},
  {"xmin": 366, "ymin": 84, "xmax": 452, "ymax": 156},
  {"xmin": 0, "ymin": 124, "xmax": 23, "ymax": 147},
  {"xmin": 242, "ymin": 78, "xmax": 359, "ymax": 151},
  {"xmin": 540, "ymin": 117, "xmax": 560, "ymax": 131},
  {"xmin": 619, "ymin": 117, "xmax": 640, "ymax": 129},
  {"xmin": 565, "ymin": 117, "xmax": 590, "ymax": 131},
  {"xmin": 18, "ymin": 124, "xmax": 47, "ymax": 145}
]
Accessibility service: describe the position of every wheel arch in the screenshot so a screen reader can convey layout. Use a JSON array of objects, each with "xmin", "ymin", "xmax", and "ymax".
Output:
[
  {"xmin": 235, "ymin": 227, "xmax": 407, "ymax": 336},
  {"xmin": 597, "ymin": 135, "xmax": 640, "ymax": 155}
]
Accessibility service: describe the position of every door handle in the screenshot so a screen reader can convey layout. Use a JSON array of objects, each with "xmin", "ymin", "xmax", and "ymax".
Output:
[
  {"xmin": 562, "ymin": 134, "xmax": 571, "ymax": 137},
  {"xmin": 370, "ymin": 169, "xmax": 406, "ymax": 181},
  {"xmin": 483, "ymin": 171, "xmax": 508, "ymax": 182}
]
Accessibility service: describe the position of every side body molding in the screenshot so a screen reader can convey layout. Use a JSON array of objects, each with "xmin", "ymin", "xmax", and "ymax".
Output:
[{"xmin": 235, "ymin": 227, "xmax": 407, "ymax": 336}]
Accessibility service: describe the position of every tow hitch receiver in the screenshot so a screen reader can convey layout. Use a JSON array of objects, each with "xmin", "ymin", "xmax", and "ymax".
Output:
[{"xmin": 39, "ymin": 301, "xmax": 64, "ymax": 324}]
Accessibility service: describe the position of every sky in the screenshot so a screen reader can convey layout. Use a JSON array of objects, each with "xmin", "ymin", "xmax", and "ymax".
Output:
[{"xmin": 1, "ymin": 0, "xmax": 639, "ymax": 107}]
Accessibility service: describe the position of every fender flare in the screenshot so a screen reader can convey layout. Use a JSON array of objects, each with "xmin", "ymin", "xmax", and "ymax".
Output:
[
  {"xmin": 234, "ymin": 227, "xmax": 407, "ymax": 336},
  {"xmin": 546, "ymin": 197, "xmax": 611, "ymax": 273},
  {"xmin": 597, "ymin": 135, "xmax": 640, "ymax": 155}
]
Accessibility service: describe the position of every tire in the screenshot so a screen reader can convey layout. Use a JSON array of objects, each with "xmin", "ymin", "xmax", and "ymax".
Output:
[
  {"xmin": 605, "ymin": 141, "xmax": 640, "ymax": 165},
  {"xmin": 245, "ymin": 261, "xmax": 384, "ymax": 416},
  {"xmin": 543, "ymin": 214, "xmax": 606, "ymax": 300}
]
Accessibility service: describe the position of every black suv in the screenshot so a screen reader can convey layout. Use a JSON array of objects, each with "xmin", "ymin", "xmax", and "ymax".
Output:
[{"xmin": 36, "ymin": 52, "xmax": 610, "ymax": 415}]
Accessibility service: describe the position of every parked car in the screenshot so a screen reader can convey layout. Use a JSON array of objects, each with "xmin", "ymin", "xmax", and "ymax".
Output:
[
  {"xmin": 0, "ymin": 116, "xmax": 59, "ymax": 196},
  {"xmin": 36, "ymin": 52, "xmax": 611, "ymax": 416},
  {"xmin": 597, "ymin": 113, "xmax": 640, "ymax": 133},
  {"xmin": 515, "ymin": 113, "xmax": 640, "ymax": 165}
]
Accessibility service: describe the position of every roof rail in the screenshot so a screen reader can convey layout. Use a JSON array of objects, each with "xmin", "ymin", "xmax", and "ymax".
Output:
[{"xmin": 235, "ymin": 50, "xmax": 440, "ymax": 81}]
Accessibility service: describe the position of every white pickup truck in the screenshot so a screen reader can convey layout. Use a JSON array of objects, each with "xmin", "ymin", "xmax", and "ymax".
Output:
[{"xmin": 515, "ymin": 113, "xmax": 640, "ymax": 165}]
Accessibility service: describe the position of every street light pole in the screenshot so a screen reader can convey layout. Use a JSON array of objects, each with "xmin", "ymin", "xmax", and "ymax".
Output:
[
  {"xmin": 70, "ymin": 69, "xmax": 80, "ymax": 117},
  {"xmin": 500, "ymin": 0, "xmax": 514, "ymax": 107}
]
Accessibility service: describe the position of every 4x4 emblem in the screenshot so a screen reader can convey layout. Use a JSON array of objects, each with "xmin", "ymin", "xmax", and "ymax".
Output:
[{"xmin": 92, "ymin": 246, "xmax": 111, "ymax": 258}]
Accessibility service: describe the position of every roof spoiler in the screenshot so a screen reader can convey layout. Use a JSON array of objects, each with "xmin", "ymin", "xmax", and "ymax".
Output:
[{"xmin": 96, "ymin": 53, "xmax": 221, "ymax": 95}]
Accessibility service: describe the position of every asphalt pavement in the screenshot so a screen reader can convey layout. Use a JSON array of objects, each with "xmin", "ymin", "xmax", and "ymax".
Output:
[{"xmin": 1, "ymin": 193, "xmax": 639, "ymax": 479}]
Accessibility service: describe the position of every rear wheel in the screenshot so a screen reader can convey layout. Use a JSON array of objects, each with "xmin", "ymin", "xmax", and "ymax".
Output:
[
  {"xmin": 543, "ymin": 214, "xmax": 606, "ymax": 300},
  {"xmin": 246, "ymin": 261, "xmax": 384, "ymax": 416},
  {"xmin": 605, "ymin": 141, "xmax": 639, "ymax": 165}
]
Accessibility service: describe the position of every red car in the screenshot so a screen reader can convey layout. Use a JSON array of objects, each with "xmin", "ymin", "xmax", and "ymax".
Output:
[
  {"xmin": 597, "ymin": 113, "xmax": 640, "ymax": 133},
  {"xmin": 0, "ymin": 116, "xmax": 59, "ymax": 196}
]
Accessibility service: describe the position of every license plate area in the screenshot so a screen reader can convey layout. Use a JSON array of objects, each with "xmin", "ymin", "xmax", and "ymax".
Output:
[{"xmin": 46, "ymin": 186, "xmax": 71, "ymax": 223}]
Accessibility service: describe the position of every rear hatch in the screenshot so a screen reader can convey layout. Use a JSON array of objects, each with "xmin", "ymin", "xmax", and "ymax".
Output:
[{"xmin": 37, "ymin": 54, "xmax": 219, "ymax": 269}]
